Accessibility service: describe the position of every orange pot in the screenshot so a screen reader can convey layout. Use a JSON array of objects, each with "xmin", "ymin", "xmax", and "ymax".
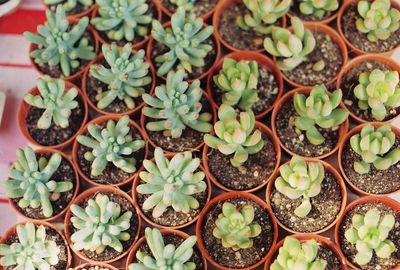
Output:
[
  {"xmin": 42, "ymin": 0, "xmax": 96, "ymax": 19},
  {"xmin": 156, "ymin": 0, "xmax": 216, "ymax": 21},
  {"xmin": 73, "ymin": 262, "xmax": 118, "ymax": 270}
]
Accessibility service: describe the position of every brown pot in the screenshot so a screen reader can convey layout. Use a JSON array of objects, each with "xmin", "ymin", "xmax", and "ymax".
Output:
[
  {"xmin": 73, "ymin": 262, "xmax": 118, "ymax": 270},
  {"xmin": 271, "ymin": 87, "xmax": 349, "ymax": 159},
  {"xmin": 196, "ymin": 191, "xmax": 278, "ymax": 270},
  {"xmin": 334, "ymin": 196, "xmax": 400, "ymax": 270},
  {"xmin": 17, "ymin": 81, "xmax": 89, "ymax": 150},
  {"xmin": 42, "ymin": 1, "xmax": 96, "ymax": 19},
  {"xmin": 287, "ymin": 0, "xmax": 341, "ymax": 25},
  {"xmin": 156, "ymin": 0, "xmax": 216, "ymax": 21},
  {"xmin": 207, "ymin": 51, "xmax": 284, "ymax": 120},
  {"xmin": 64, "ymin": 186, "xmax": 141, "ymax": 264}
]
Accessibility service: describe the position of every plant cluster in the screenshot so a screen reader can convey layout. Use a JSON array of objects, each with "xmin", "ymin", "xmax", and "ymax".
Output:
[
  {"xmin": 44, "ymin": 0, "xmax": 93, "ymax": 13},
  {"xmin": 298, "ymin": 0, "xmax": 339, "ymax": 18}
]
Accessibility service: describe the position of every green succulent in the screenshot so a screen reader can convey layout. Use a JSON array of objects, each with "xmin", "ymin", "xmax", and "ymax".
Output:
[
  {"xmin": 70, "ymin": 193, "xmax": 132, "ymax": 254},
  {"xmin": 170, "ymin": 0, "xmax": 196, "ymax": 10},
  {"xmin": 356, "ymin": 0, "xmax": 400, "ymax": 42},
  {"xmin": 24, "ymin": 5, "xmax": 96, "ymax": 77},
  {"xmin": 142, "ymin": 69, "xmax": 213, "ymax": 138},
  {"xmin": 264, "ymin": 16, "xmax": 316, "ymax": 71},
  {"xmin": 345, "ymin": 208, "xmax": 396, "ymax": 266},
  {"xmin": 298, "ymin": 0, "xmax": 339, "ymax": 18},
  {"xmin": 213, "ymin": 58, "xmax": 259, "ymax": 110},
  {"xmin": 0, "ymin": 223, "xmax": 61, "ymax": 270},
  {"xmin": 350, "ymin": 124, "xmax": 400, "ymax": 174},
  {"xmin": 89, "ymin": 43, "xmax": 152, "ymax": 111},
  {"xmin": 354, "ymin": 69, "xmax": 400, "ymax": 121},
  {"xmin": 77, "ymin": 115, "xmax": 145, "ymax": 176},
  {"xmin": 270, "ymin": 236, "xmax": 327, "ymax": 270},
  {"xmin": 294, "ymin": 84, "xmax": 349, "ymax": 145},
  {"xmin": 204, "ymin": 104, "xmax": 264, "ymax": 167},
  {"xmin": 91, "ymin": 0, "xmax": 152, "ymax": 42},
  {"xmin": 4, "ymin": 146, "xmax": 73, "ymax": 218},
  {"xmin": 44, "ymin": 0, "xmax": 93, "ymax": 13},
  {"xmin": 129, "ymin": 228, "xmax": 197, "ymax": 270},
  {"xmin": 151, "ymin": 7, "xmax": 214, "ymax": 76},
  {"xmin": 212, "ymin": 202, "xmax": 261, "ymax": 251}
]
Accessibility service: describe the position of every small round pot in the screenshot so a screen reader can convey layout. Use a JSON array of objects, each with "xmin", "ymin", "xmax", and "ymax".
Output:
[
  {"xmin": 42, "ymin": 1, "xmax": 96, "ymax": 19},
  {"xmin": 157, "ymin": 0, "xmax": 216, "ymax": 21},
  {"xmin": 334, "ymin": 196, "xmax": 400, "ymax": 270},
  {"xmin": 73, "ymin": 262, "xmax": 118, "ymax": 270},
  {"xmin": 18, "ymin": 81, "xmax": 88, "ymax": 150},
  {"xmin": 287, "ymin": 0, "xmax": 341, "ymax": 25},
  {"xmin": 266, "ymin": 159, "xmax": 348, "ymax": 235},
  {"xmin": 207, "ymin": 51, "xmax": 284, "ymax": 120},
  {"xmin": 271, "ymin": 87, "xmax": 349, "ymax": 159}
]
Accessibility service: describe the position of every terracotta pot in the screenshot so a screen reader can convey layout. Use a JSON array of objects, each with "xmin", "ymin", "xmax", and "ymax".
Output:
[
  {"xmin": 336, "ymin": 54, "xmax": 400, "ymax": 124},
  {"xmin": 126, "ymin": 228, "xmax": 208, "ymax": 270},
  {"xmin": 206, "ymin": 51, "xmax": 284, "ymax": 120},
  {"xmin": 156, "ymin": 0, "xmax": 216, "ymax": 21},
  {"xmin": 334, "ymin": 196, "xmax": 400, "ymax": 270},
  {"xmin": 266, "ymin": 159, "xmax": 348, "ymax": 235},
  {"xmin": 72, "ymin": 115, "xmax": 148, "ymax": 187},
  {"xmin": 287, "ymin": 0, "xmax": 342, "ymax": 25},
  {"xmin": 202, "ymin": 121, "xmax": 281, "ymax": 193},
  {"xmin": 73, "ymin": 262, "xmax": 118, "ymax": 270},
  {"xmin": 338, "ymin": 122, "xmax": 400, "ymax": 196},
  {"xmin": 42, "ymin": 0, "xmax": 96, "ymax": 19},
  {"xmin": 271, "ymin": 87, "xmax": 349, "ymax": 159},
  {"xmin": 17, "ymin": 81, "xmax": 89, "ymax": 151},
  {"xmin": 64, "ymin": 186, "xmax": 141, "ymax": 264},
  {"xmin": 196, "ymin": 191, "xmax": 278, "ymax": 270}
]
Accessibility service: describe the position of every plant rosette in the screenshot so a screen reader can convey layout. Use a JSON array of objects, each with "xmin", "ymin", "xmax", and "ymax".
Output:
[
  {"xmin": 207, "ymin": 51, "xmax": 284, "ymax": 120},
  {"xmin": 338, "ymin": 122, "xmax": 400, "ymax": 196},
  {"xmin": 64, "ymin": 186, "xmax": 141, "ymax": 264},
  {"xmin": 43, "ymin": 0, "xmax": 95, "ymax": 19},
  {"xmin": 72, "ymin": 115, "xmax": 148, "ymax": 187},
  {"xmin": 335, "ymin": 196, "xmax": 400, "ymax": 270},
  {"xmin": 158, "ymin": 0, "xmax": 217, "ymax": 21},
  {"xmin": 287, "ymin": 0, "xmax": 341, "ymax": 25},
  {"xmin": 196, "ymin": 191, "xmax": 278, "ymax": 270},
  {"xmin": 72, "ymin": 262, "xmax": 118, "ymax": 270}
]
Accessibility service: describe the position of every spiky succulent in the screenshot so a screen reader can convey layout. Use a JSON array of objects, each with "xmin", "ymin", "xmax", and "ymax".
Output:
[
  {"xmin": 70, "ymin": 193, "xmax": 132, "ymax": 254},
  {"xmin": 356, "ymin": 0, "xmax": 400, "ymax": 42},
  {"xmin": 151, "ymin": 7, "xmax": 214, "ymax": 76},
  {"xmin": 350, "ymin": 124, "xmax": 400, "ymax": 174},
  {"xmin": 0, "ymin": 223, "xmax": 60, "ymax": 270},
  {"xmin": 44, "ymin": 0, "xmax": 93, "ymax": 13},
  {"xmin": 142, "ymin": 69, "xmax": 213, "ymax": 138},
  {"xmin": 170, "ymin": 0, "xmax": 196, "ymax": 10},
  {"xmin": 204, "ymin": 104, "xmax": 264, "ymax": 167},
  {"xmin": 129, "ymin": 228, "xmax": 197, "ymax": 270},
  {"xmin": 270, "ymin": 236, "xmax": 327, "ymax": 270},
  {"xmin": 345, "ymin": 208, "xmax": 396, "ymax": 266},
  {"xmin": 24, "ymin": 5, "xmax": 96, "ymax": 77},
  {"xmin": 212, "ymin": 202, "xmax": 261, "ymax": 251},
  {"xmin": 213, "ymin": 58, "xmax": 259, "ymax": 110},
  {"xmin": 294, "ymin": 85, "xmax": 349, "ymax": 145},
  {"xmin": 264, "ymin": 16, "xmax": 316, "ymax": 71},
  {"xmin": 354, "ymin": 69, "xmax": 400, "ymax": 121},
  {"xmin": 77, "ymin": 115, "xmax": 145, "ymax": 176},
  {"xmin": 298, "ymin": 0, "xmax": 339, "ymax": 18},
  {"xmin": 4, "ymin": 146, "xmax": 73, "ymax": 218},
  {"xmin": 275, "ymin": 156, "xmax": 325, "ymax": 218},
  {"xmin": 89, "ymin": 43, "xmax": 152, "ymax": 110}
]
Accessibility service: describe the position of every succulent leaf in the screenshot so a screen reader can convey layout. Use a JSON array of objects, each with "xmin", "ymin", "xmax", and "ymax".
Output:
[
  {"xmin": 170, "ymin": 0, "xmax": 196, "ymax": 10},
  {"xmin": 298, "ymin": 0, "xmax": 339, "ymax": 18},
  {"xmin": 44, "ymin": 0, "xmax": 93, "ymax": 12}
]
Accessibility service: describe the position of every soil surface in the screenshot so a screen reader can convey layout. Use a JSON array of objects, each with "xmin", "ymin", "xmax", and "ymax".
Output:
[
  {"xmin": 289, "ymin": 0, "xmax": 340, "ymax": 22},
  {"xmin": 76, "ymin": 267, "xmax": 111, "ymax": 270},
  {"xmin": 47, "ymin": 0, "xmax": 93, "ymax": 16},
  {"xmin": 161, "ymin": 0, "xmax": 217, "ymax": 17}
]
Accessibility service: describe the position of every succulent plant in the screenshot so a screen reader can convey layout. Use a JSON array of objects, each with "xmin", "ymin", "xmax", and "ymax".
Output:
[
  {"xmin": 89, "ymin": 43, "xmax": 152, "ymax": 110},
  {"xmin": 129, "ymin": 228, "xmax": 197, "ymax": 270},
  {"xmin": 24, "ymin": 5, "xmax": 96, "ymax": 77},
  {"xmin": 270, "ymin": 236, "xmax": 327, "ymax": 270},
  {"xmin": 0, "ymin": 222, "xmax": 61, "ymax": 270},
  {"xmin": 354, "ymin": 69, "xmax": 400, "ymax": 121},
  {"xmin": 4, "ymin": 146, "xmax": 73, "ymax": 218},
  {"xmin": 275, "ymin": 156, "xmax": 325, "ymax": 218},
  {"xmin": 142, "ymin": 69, "xmax": 213, "ymax": 138},
  {"xmin": 170, "ymin": 0, "xmax": 196, "ymax": 10},
  {"xmin": 213, "ymin": 58, "xmax": 259, "ymax": 110},
  {"xmin": 151, "ymin": 7, "xmax": 214, "ymax": 76},
  {"xmin": 44, "ymin": 0, "xmax": 93, "ymax": 13},
  {"xmin": 70, "ymin": 193, "xmax": 132, "ymax": 254},
  {"xmin": 77, "ymin": 115, "xmax": 145, "ymax": 176},
  {"xmin": 204, "ymin": 104, "xmax": 264, "ymax": 167},
  {"xmin": 264, "ymin": 16, "xmax": 316, "ymax": 71},
  {"xmin": 293, "ymin": 84, "xmax": 349, "ymax": 145},
  {"xmin": 345, "ymin": 208, "xmax": 396, "ymax": 265},
  {"xmin": 298, "ymin": 0, "xmax": 339, "ymax": 18},
  {"xmin": 356, "ymin": 0, "xmax": 400, "ymax": 42},
  {"xmin": 212, "ymin": 202, "xmax": 261, "ymax": 251},
  {"xmin": 350, "ymin": 124, "xmax": 400, "ymax": 174}
]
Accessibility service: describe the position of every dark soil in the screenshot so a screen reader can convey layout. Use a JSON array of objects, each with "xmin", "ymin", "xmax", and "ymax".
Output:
[
  {"xmin": 78, "ymin": 267, "xmax": 111, "ymax": 270},
  {"xmin": 201, "ymin": 198, "xmax": 274, "ymax": 269},
  {"xmin": 47, "ymin": 0, "xmax": 93, "ymax": 17},
  {"xmin": 161, "ymin": 0, "xmax": 217, "ymax": 17},
  {"xmin": 289, "ymin": 0, "xmax": 340, "ymax": 22},
  {"xmin": 338, "ymin": 202, "xmax": 400, "ymax": 270}
]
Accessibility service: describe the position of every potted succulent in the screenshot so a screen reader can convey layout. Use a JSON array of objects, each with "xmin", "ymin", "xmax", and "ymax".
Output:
[
  {"xmin": 158, "ymin": 0, "xmax": 217, "ymax": 20},
  {"xmin": 72, "ymin": 115, "xmax": 147, "ymax": 186},
  {"xmin": 335, "ymin": 196, "xmax": 400, "ymax": 270},
  {"xmin": 207, "ymin": 51, "xmax": 283, "ymax": 120},
  {"xmin": 64, "ymin": 186, "xmax": 141, "ymax": 264},
  {"xmin": 196, "ymin": 191, "xmax": 278, "ymax": 270},
  {"xmin": 73, "ymin": 263, "xmax": 118, "ymax": 270},
  {"xmin": 43, "ymin": 0, "xmax": 95, "ymax": 18},
  {"xmin": 338, "ymin": 123, "xmax": 400, "ymax": 196},
  {"xmin": 338, "ymin": 0, "xmax": 400, "ymax": 55},
  {"xmin": 82, "ymin": 42, "xmax": 155, "ymax": 116},
  {"xmin": 288, "ymin": 0, "xmax": 340, "ymax": 24},
  {"xmin": 18, "ymin": 76, "xmax": 88, "ymax": 149}
]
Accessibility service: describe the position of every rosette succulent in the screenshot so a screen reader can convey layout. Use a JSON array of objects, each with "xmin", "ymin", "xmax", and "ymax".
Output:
[
  {"xmin": 44, "ymin": 0, "xmax": 93, "ymax": 13},
  {"xmin": 298, "ymin": 0, "xmax": 339, "ymax": 18}
]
